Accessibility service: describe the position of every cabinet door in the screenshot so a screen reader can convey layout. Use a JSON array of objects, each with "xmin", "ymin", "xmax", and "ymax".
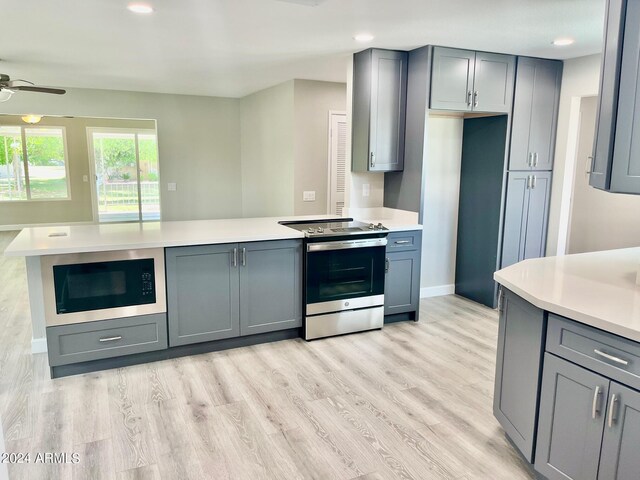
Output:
[
  {"xmin": 523, "ymin": 171, "xmax": 551, "ymax": 261},
  {"xmin": 239, "ymin": 240, "xmax": 302, "ymax": 336},
  {"xmin": 509, "ymin": 57, "xmax": 537, "ymax": 170},
  {"xmin": 430, "ymin": 47, "xmax": 475, "ymax": 111},
  {"xmin": 472, "ymin": 52, "xmax": 515, "ymax": 113},
  {"xmin": 369, "ymin": 49, "xmax": 407, "ymax": 172},
  {"xmin": 166, "ymin": 244, "xmax": 240, "ymax": 346},
  {"xmin": 590, "ymin": 0, "xmax": 625, "ymax": 190},
  {"xmin": 528, "ymin": 59, "xmax": 562, "ymax": 171},
  {"xmin": 384, "ymin": 249, "xmax": 420, "ymax": 316},
  {"xmin": 535, "ymin": 354, "xmax": 609, "ymax": 480},
  {"xmin": 598, "ymin": 383, "xmax": 640, "ymax": 480},
  {"xmin": 501, "ymin": 172, "xmax": 530, "ymax": 268},
  {"xmin": 610, "ymin": 0, "xmax": 640, "ymax": 193},
  {"xmin": 493, "ymin": 289, "xmax": 546, "ymax": 462}
]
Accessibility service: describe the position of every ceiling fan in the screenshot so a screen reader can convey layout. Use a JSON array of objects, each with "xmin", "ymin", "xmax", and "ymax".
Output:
[{"xmin": 0, "ymin": 74, "xmax": 66, "ymax": 102}]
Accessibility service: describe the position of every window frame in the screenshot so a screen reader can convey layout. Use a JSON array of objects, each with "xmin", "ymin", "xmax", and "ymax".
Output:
[{"xmin": 0, "ymin": 124, "xmax": 72, "ymax": 203}]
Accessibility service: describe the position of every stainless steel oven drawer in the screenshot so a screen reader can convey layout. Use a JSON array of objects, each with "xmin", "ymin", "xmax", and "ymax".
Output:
[
  {"xmin": 386, "ymin": 231, "xmax": 421, "ymax": 252},
  {"xmin": 547, "ymin": 314, "xmax": 640, "ymax": 391},
  {"xmin": 47, "ymin": 313, "xmax": 168, "ymax": 366}
]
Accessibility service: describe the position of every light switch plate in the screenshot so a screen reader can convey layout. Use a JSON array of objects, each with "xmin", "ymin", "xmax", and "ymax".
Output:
[
  {"xmin": 82, "ymin": 175, "xmax": 88, "ymax": 182},
  {"xmin": 362, "ymin": 183, "xmax": 370, "ymax": 197},
  {"xmin": 303, "ymin": 191, "xmax": 316, "ymax": 202},
  {"xmin": 167, "ymin": 182, "xmax": 177, "ymax": 191}
]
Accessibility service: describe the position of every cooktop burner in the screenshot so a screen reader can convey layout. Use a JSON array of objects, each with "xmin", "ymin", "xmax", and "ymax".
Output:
[{"xmin": 282, "ymin": 219, "xmax": 387, "ymax": 237}]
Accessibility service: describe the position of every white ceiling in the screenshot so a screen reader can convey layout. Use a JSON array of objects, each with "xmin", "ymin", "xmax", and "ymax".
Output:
[{"xmin": 0, "ymin": 0, "xmax": 605, "ymax": 98}]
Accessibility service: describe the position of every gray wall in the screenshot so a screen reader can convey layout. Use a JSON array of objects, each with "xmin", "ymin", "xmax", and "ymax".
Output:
[
  {"xmin": 1, "ymin": 88, "xmax": 242, "ymax": 223},
  {"xmin": 293, "ymin": 80, "xmax": 347, "ymax": 215},
  {"xmin": 568, "ymin": 96, "xmax": 640, "ymax": 253},
  {"xmin": 0, "ymin": 115, "xmax": 155, "ymax": 226}
]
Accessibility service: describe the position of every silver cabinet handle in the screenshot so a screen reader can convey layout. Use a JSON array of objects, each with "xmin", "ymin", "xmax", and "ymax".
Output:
[
  {"xmin": 99, "ymin": 336, "xmax": 122, "ymax": 343},
  {"xmin": 594, "ymin": 349, "xmax": 629, "ymax": 366},
  {"xmin": 533, "ymin": 152, "xmax": 539, "ymax": 167},
  {"xmin": 586, "ymin": 156, "xmax": 594, "ymax": 175},
  {"xmin": 370, "ymin": 152, "xmax": 375, "ymax": 168},
  {"xmin": 526, "ymin": 175, "xmax": 532, "ymax": 189},
  {"xmin": 394, "ymin": 240, "xmax": 411, "ymax": 244},
  {"xmin": 385, "ymin": 258, "xmax": 389, "ymax": 273},
  {"xmin": 473, "ymin": 91, "xmax": 478, "ymax": 108},
  {"xmin": 532, "ymin": 175, "xmax": 537, "ymax": 189},
  {"xmin": 608, "ymin": 394, "xmax": 618, "ymax": 428},
  {"xmin": 467, "ymin": 91, "xmax": 472, "ymax": 106},
  {"xmin": 241, "ymin": 247, "xmax": 247, "ymax": 267},
  {"xmin": 528, "ymin": 152, "xmax": 533, "ymax": 168},
  {"xmin": 232, "ymin": 248, "xmax": 238, "ymax": 268},
  {"xmin": 592, "ymin": 386, "xmax": 602, "ymax": 419}
]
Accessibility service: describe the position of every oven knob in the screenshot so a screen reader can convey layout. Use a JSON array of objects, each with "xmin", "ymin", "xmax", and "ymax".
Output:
[
  {"xmin": 317, "ymin": 227, "xmax": 324, "ymax": 233},
  {"xmin": 368, "ymin": 223, "xmax": 375, "ymax": 229},
  {"xmin": 307, "ymin": 227, "xmax": 315, "ymax": 233},
  {"xmin": 376, "ymin": 223, "xmax": 384, "ymax": 230}
]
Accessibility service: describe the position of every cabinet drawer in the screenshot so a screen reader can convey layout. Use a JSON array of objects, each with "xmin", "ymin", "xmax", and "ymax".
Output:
[
  {"xmin": 547, "ymin": 314, "xmax": 640, "ymax": 391},
  {"xmin": 47, "ymin": 313, "xmax": 168, "ymax": 366},
  {"xmin": 386, "ymin": 231, "xmax": 421, "ymax": 252}
]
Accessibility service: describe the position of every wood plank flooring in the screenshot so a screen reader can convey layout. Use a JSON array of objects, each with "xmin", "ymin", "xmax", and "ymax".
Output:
[{"xmin": 0, "ymin": 231, "xmax": 534, "ymax": 480}]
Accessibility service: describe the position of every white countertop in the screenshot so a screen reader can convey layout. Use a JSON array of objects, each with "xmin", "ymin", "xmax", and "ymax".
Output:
[
  {"xmin": 3, "ymin": 209, "xmax": 422, "ymax": 257},
  {"xmin": 494, "ymin": 248, "xmax": 640, "ymax": 342}
]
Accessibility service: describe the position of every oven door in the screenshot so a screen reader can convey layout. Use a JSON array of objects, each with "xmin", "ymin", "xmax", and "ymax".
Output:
[
  {"xmin": 305, "ymin": 237, "xmax": 386, "ymax": 315},
  {"xmin": 41, "ymin": 248, "xmax": 166, "ymax": 326}
]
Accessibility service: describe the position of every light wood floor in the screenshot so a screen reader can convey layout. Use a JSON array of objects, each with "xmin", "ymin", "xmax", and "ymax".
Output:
[{"xmin": 0, "ymin": 231, "xmax": 533, "ymax": 480}]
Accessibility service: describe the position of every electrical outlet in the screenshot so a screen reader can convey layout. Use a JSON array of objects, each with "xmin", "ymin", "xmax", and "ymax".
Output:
[
  {"xmin": 82, "ymin": 175, "xmax": 88, "ymax": 182},
  {"xmin": 362, "ymin": 183, "xmax": 370, "ymax": 197},
  {"xmin": 167, "ymin": 182, "xmax": 177, "ymax": 191},
  {"xmin": 303, "ymin": 191, "xmax": 316, "ymax": 202}
]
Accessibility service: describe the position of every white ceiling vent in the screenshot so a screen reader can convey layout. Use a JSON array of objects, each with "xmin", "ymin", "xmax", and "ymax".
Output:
[{"xmin": 275, "ymin": 0, "xmax": 328, "ymax": 6}]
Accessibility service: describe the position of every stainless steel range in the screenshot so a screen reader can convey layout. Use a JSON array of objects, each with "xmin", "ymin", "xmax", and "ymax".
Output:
[{"xmin": 282, "ymin": 219, "xmax": 388, "ymax": 340}]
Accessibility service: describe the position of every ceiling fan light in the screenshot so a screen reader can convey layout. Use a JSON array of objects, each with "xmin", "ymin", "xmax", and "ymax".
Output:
[
  {"xmin": 0, "ymin": 89, "xmax": 13, "ymax": 102},
  {"xmin": 21, "ymin": 114, "xmax": 43, "ymax": 124}
]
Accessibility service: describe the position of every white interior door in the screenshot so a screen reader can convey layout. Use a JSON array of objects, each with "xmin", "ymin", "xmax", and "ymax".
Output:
[{"xmin": 328, "ymin": 112, "xmax": 347, "ymax": 216}]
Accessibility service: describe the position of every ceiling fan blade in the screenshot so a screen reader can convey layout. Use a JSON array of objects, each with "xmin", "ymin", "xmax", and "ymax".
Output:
[{"xmin": 10, "ymin": 85, "xmax": 66, "ymax": 95}]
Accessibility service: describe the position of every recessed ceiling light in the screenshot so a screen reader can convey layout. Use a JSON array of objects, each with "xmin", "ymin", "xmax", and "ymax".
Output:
[
  {"xmin": 552, "ymin": 37, "xmax": 574, "ymax": 46},
  {"xmin": 354, "ymin": 33, "xmax": 375, "ymax": 43},
  {"xmin": 127, "ymin": 3, "xmax": 154, "ymax": 14}
]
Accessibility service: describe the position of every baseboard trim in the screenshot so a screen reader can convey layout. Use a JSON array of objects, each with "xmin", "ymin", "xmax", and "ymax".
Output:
[
  {"xmin": 0, "ymin": 221, "xmax": 94, "ymax": 232},
  {"xmin": 31, "ymin": 337, "xmax": 48, "ymax": 354},
  {"xmin": 420, "ymin": 284, "xmax": 455, "ymax": 298}
]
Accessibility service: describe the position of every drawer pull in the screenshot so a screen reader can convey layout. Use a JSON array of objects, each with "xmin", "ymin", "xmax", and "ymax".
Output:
[
  {"xmin": 394, "ymin": 240, "xmax": 411, "ymax": 244},
  {"xmin": 594, "ymin": 349, "xmax": 629, "ymax": 366},
  {"xmin": 99, "ymin": 336, "xmax": 123, "ymax": 343},
  {"xmin": 592, "ymin": 386, "xmax": 602, "ymax": 419}
]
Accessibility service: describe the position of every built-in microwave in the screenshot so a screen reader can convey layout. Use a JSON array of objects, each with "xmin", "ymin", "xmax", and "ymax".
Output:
[{"xmin": 41, "ymin": 248, "xmax": 166, "ymax": 327}]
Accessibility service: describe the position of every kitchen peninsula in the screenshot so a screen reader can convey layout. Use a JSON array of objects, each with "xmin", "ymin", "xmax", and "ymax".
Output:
[
  {"xmin": 4, "ymin": 209, "xmax": 422, "ymax": 377},
  {"xmin": 493, "ymin": 247, "xmax": 640, "ymax": 479}
]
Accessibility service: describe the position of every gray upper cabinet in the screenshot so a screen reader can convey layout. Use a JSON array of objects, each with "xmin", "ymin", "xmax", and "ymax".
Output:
[
  {"xmin": 166, "ymin": 244, "xmax": 240, "ymax": 346},
  {"xmin": 501, "ymin": 171, "xmax": 551, "ymax": 268},
  {"xmin": 591, "ymin": 0, "xmax": 640, "ymax": 194},
  {"xmin": 239, "ymin": 240, "xmax": 302, "ymax": 336},
  {"xmin": 352, "ymin": 48, "xmax": 407, "ymax": 172},
  {"xmin": 493, "ymin": 289, "xmax": 546, "ymax": 463},
  {"xmin": 535, "ymin": 353, "xmax": 609, "ymax": 480},
  {"xmin": 598, "ymin": 383, "xmax": 640, "ymax": 479},
  {"xmin": 430, "ymin": 47, "xmax": 515, "ymax": 113},
  {"xmin": 509, "ymin": 57, "xmax": 562, "ymax": 171}
]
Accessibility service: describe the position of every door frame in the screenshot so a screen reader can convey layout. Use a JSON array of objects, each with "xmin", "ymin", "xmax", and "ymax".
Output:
[
  {"xmin": 327, "ymin": 110, "xmax": 347, "ymax": 215},
  {"xmin": 86, "ymin": 127, "xmax": 159, "ymax": 223}
]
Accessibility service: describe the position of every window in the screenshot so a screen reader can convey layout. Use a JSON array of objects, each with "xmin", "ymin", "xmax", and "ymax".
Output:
[{"xmin": 0, "ymin": 126, "xmax": 70, "ymax": 201}]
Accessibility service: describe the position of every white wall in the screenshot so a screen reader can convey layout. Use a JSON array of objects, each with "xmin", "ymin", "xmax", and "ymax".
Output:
[
  {"xmin": 1, "ymin": 87, "xmax": 242, "ymax": 222},
  {"xmin": 547, "ymin": 54, "xmax": 602, "ymax": 255},
  {"xmin": 420, "ymin": 115, "xmax": 463, "ymax": 292},
  {"xmin": 568, "ymin": 96, "xmax": 640, "ymax": 253},
  {"xmin": 240, "ymin": 81, "xmax": 296, "ymax": 217}
]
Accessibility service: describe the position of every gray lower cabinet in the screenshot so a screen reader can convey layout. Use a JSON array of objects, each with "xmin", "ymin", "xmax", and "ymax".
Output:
[
  {"xmin": 509, "ymin": 57, "xmax": 562, "ymax": 171},
  {"xmin": 166, "ymin": 244, "xmax": 240, "ymax": 346},
  {"xmin": 384, "ymin": 231, "xmax": 421, "ymax": 317},
  {"xmin": 47, "ymin": 313, "xmax": 168, "ymax": 366},
  {"xmin": 239, "ymin": 240, "xmax": 302, "ymax": 336},
  {"xmin": 535, "ymin": 353, "xmax": 609, "ymax": 480},
  {"xmin": 166, "ymin": 240, "xmax": 302, "ymax": 347},
  {"xmin": 501, "ymin": 171, "xmax": 551, "ymax": 269},
  {"xmin": 352, "ymin": 48, "xmax": 407, "ymax": 172},
  {"xmin": 493, "ymin": 289, "xmax": 546, "ymax": 462},
  {"xmin": 430, "ymin": 46, "xmax": 515, "ymax": 113},
  {"xmin": 591, "ymin": 0, "xmax": 640, "ymax": 194}
]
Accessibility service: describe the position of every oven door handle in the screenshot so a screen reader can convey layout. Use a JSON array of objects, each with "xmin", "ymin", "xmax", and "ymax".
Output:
[{"xmin": 307, "ymin": 238, "xmax": 387, "ymax": 252}]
